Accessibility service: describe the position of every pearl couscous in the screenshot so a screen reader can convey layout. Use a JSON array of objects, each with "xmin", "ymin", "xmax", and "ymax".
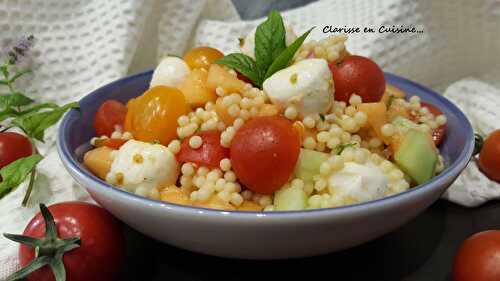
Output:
[{"xmin": 84, "ymin": 11, "xmax": 447, "ymax": 212}]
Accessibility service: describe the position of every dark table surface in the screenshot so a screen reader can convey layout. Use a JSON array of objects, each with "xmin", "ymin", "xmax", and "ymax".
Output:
[
  {"xmin": 122, "ymin": 1, "xmax": 500, "ymax": 280},
  {"xmin": 124, "ymin": 200, "xmax": 500, "ymax": 281}
]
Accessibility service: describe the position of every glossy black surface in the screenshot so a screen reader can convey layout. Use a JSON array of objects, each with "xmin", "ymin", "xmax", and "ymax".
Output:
[{"xmin": 124, "ymin": 200, "xmax": 500, "ymax": 281}]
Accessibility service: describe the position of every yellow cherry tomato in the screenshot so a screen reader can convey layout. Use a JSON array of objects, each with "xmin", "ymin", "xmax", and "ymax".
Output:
[
  {"xmin": 183, "ymin": 46, "xmax": 224, "ymax": 70},
  {"xmin": 124, "ymin": 86, "xmax": 188, "ymax": 145}
]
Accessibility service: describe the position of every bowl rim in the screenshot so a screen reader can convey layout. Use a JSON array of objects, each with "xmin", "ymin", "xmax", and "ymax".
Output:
[{"xmin": 57, "ymin": 70, "xmax": 475, "ymax": 219}]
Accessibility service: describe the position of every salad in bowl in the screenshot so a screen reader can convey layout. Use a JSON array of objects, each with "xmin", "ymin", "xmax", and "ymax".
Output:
[
  {"xmin": 82, "ymin": 11, "xmax": 448, "ymax": 213},
  {"xmin": 58, "ymin": 10, "xmax": 473, "ymax": 258}
]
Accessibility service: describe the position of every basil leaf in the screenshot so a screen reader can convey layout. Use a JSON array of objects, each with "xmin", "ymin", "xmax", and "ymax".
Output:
[
  {"xmin": 13, "ymin": 102, "xmax": 79, "ymax": 142},
  {"xmin": 20, "ymin": 102, "xmax": 58, "ymax": 115},
  {"xmin": 215, "ymin": 53, "xmax": 262, "ymax": 87},
  {"xmin": 255, "ymin": 10, "xmax": 286, "ymax": 71},
  {"xmin": 0, "ymin": 93, "xmax": 34, "ymax": 110},
  {"xmin": 264, "ymin": 27, "xmax": 314, "ymax": 80},
  {"xmin": 0, "ymin": 154, "xmax": 43, "ymax": 198},
  {"xmin": 0, "ymin": 108, "xmax": 19, "ymax": 122},
  {"xmin": 0, "ymin": 93, "xmax": 38, "ymax": 121}
]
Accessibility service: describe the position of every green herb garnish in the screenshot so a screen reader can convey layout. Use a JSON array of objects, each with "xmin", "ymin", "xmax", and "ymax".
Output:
[
  {"xmin": 215, "ymin": 10, "xmax": 314, "ymax": 88},
  {"xmin": 254, "ymin": 10, "xmax": 287, "ymax": 71},
  {"xmin": 263, "ymin": 27, "xmax": 313, "ymax": 80},
  {"xmin": 214, "ymin": 53, "xmax": 263, "ymax": 87},
  {"xmin": 0, "ymin": 35, "xmax": 80, "ymax": 205}
]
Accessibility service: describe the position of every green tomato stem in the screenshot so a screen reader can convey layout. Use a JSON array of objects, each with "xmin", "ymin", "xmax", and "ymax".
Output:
[{"xmin": 3, "ymin": 204, "xmax": 80, "ymax": 281}]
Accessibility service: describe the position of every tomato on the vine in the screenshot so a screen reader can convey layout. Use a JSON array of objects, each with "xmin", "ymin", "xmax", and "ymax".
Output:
[
  {"xmin": 94, "ymin": 100, "xmax": 127, "ymax": 137},
  {"xmin": 0, "ymin": 132, "xmax": 33, "ymax": 169},
  {"xmin": 5, "ymin": 202, "xmax": 125, "ymax": 281},
  {"xmin": 329, "ymin": 55, "xmax": 386, "ymax": 103},
  {"xmin": 230, "ymin": 116, "xmax": 300, "ymax": 194}
]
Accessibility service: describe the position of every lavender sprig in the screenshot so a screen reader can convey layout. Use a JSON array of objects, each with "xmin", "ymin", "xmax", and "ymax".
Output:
[
  {"xmin": 2, "ymin": 35, "xmax": 35, "ymax": 66},
  {"xmin": 1, "ymin": 35, "xmax": 35, "ymax": 94}
]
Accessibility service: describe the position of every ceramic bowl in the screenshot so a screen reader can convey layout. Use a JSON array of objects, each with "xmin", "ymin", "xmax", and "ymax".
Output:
[{"xmin": 57, "ymin": 71, "xmax": 474, "ymax": 259}]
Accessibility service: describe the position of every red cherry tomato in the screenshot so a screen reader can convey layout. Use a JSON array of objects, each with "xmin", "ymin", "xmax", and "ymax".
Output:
[
  {"xmin": 420, "ymin": 102, "xmax": 447, "ymax": 146},
  {"xmin": 479, "ymin": 130, "xmax": 500, "ymax": 182},
  {"xmin": 19, "ymin": 202, "xmax": 125, "ymax": 281},
  {"xmin": 177, "ymin": 130, "xmax": 229, "ymax": 169},
  {"xmin": 230, "ymin": 116, "xmax": 300, "ymax": 194},
  {"xmin": 453, "ymin": 230, "xmax": 500, "ymax": 281},
  {"xmin": 101, "ymin": 138, "xmax": 128, "ymax": 150},
  {"xmin": 0, "ymin": 132, "xmax": 33, "ymax": 169},
  {"xmin": 94, "ymin": 100, "xmax": 127, "ymax": 137},
  {"xmin": 329, "ymin": 55, "xmax": 386, "ymax": 103}
]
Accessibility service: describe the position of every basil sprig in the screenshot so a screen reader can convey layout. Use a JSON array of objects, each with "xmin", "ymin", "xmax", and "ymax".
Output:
[
  {"xmin": 263, "ymin": 27, "xmax": 313, "ymax": 80},
  {"xmin": 0, "ymin": 35, "xmax": 80, "ymax": 204},
  {"xmin": 215, "ymin": 10, "xmax": 314, "ymax": 88}
]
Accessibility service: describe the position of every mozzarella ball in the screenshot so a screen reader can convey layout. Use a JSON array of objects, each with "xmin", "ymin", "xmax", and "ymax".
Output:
[
  {"xmin": 106, "ymin": 140, "xmax": 179, "ymax": 195},
  {"xmin": 263, "ymin": 58, "xmax": 333, "ymax": 116},
  {"xmin": 150, "ymin": 56, "xmax": 190, "ymax": 88},
  {"xmin": 328, "ymin": 162, "xmax": 389, "ymax": 203}
]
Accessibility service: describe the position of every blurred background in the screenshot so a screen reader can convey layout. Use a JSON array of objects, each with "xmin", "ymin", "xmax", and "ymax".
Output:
[{"xmin": 1, "ymin": 0, "xmax": 498, "ymax": 103}]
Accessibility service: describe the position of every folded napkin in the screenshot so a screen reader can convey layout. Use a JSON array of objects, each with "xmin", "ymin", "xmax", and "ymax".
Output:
[
  {"xmin": 0, "ymin": 0, "xmax": 499, "ymax": 277},
  {"xmin": 441, "ymin": 77, "xmax": 500, "ymax": 207}
]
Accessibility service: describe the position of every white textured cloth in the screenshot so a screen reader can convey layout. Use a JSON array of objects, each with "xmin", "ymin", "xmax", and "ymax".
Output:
[
  {"xmin": 441, "ymin": 76, "xmax": 500, "ymax": 207},
  {"xmin": 0, "ymin": 0, "xmax": 499, "ymax": 277}
]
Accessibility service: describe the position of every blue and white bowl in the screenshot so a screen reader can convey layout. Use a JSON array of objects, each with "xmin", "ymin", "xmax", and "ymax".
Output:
[{"xmin": 57, "ymin": 71, "xmax": 474, "ymax": 259}]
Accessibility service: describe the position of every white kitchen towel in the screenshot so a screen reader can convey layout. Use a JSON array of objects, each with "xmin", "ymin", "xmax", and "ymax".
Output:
[
  {"xmin": 0, "ymin": 0, "xmax": 499, "ymax": 277},
  {"xmin": 441, "ymin": 78, "xmax": 500, "ymax": 207}
]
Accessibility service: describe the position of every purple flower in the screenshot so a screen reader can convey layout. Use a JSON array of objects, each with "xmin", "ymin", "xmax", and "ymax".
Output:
[{"xmin": 1, "ymin": 35, "xmax": 35, "ymax": 65}]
